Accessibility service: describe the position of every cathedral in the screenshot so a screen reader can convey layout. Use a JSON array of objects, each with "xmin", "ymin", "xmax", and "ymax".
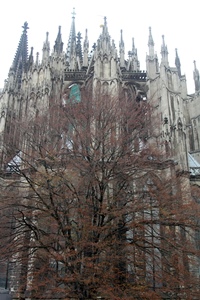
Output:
[
  {"xmin": 0, "ymin": 10, "xmax": 200, "ymax": 178},
  {"xmin": 1, "ymin": 9, "xmax": 200, "ymax": 299}
]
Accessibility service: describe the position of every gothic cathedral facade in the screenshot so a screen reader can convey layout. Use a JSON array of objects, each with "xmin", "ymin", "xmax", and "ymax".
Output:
[
  {"xmin": 1, "ymin": 10, "xmax": 200, "ymax": 297},
  {"xmin": 1, "ymin": 12, "xmax": 200, "ymax": 178}
]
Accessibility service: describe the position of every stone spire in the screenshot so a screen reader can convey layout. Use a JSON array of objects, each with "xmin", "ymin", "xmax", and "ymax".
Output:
[
  {"xmin": 119, "ymin": 29, "xmax": 125, "ymax": 68},
  {"xmin": 161, "ymin": 35, "xmax": 169, "ymax": 66},
  {"xmin": 132, "ymin": 37, "xmax": 137, "ymax": 56},
  {"xmin": 27, "ymin": 47, "xmax": 34, "ymax": 70},
  {"xmin": 193, "ymin": 60, "xmax": 200, "ymax": 92},
  {"xmin": 146, "ymin": 26, "xmax": 159, "ymax": 77},
  {"xmin": 35, "ymin": 52, "xmax": 39, "ymax": 67},
  {"xmin": 66, "ymin": 8, "xmax": 76, "ymax": 66},
  {"xmin": 9, "ymin": 22, "xmax": 29, "ymax": 88},
  {"xmin": 42, "ymin": 32, "xmax": 50, "ymax": 63},
  {"xmin": 148, "ymin": 27, "xmax": 154, "ymax": 56},
  {"xmin": 54, "ymin": 26, "xmax": 63, "ymax": 55},
  {"xmin": 175, "ymin": 48, "xmax": 181, "ymax": 78},
  {"xmin": 127, "ymin": 38, "xmax": 140, "ymax": 71},
  {"xmin": 83, "ymin": 29, "xmax": 89, "ymax": 68}
]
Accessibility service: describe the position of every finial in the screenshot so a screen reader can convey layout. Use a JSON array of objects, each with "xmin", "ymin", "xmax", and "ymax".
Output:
[
  {"xmin": 162, "ymin": 35, "xmax": 165, "ymax": 45},
  {"xmin": 46, "ymin": 32, "xmax": 49, "ymax": 42},
  {"xmin": 30, "ymin": 47, "xmax": 33, "ymax": 55},
  {"xmin": 120, "ymin": 29, "xmax": 124, "ymax": 45},
  {"xmin": 72, "ymin": 7, "xmax": 76, "ymax": 19},
  {"xmin": 36, "ymin": 52, "xmax": 39, "ymax": 65},
  {"xmin": 132, "ymin": 37, "xmax": 135, "ymax": 50},
  {"xmin": 22, "ymin": 22, "xmax": 29, "ymax": 33},
  {"xmin": 149, "ymin": 26, "xmax": 152, "ymax": 34},
  {"xmin": 194, "ymin": 60, "xmax": 197, "ymax": 69}
]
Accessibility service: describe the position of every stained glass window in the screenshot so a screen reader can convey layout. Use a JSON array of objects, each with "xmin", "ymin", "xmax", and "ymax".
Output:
[{"xmin": 69, "ymin": 84, "xmax": 81, "ymax": 103}]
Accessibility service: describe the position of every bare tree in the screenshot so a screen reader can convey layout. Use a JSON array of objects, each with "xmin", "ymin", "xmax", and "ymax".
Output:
[{"xmin": 0, "ymin": 90, "xmax": 200, "ymax": 299}]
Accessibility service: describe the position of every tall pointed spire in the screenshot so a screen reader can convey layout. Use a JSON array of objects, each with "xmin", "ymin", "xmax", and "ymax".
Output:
[
  {"xmin": 54, "ymin": 26, "xmax": 63, "ymax": 55},
  {"xmin": 132, "ymin": 38, "xmax": 137, "ymax": 56},
  {"xmin": 35, "ymin": 52, "xmax": 39, "ymax": 67},
  {"xmin": 148, "ymin": 27, "xmax": 154, "ymax": 56},
  {"xmin": 120, "ymin": 29, "xmax": 124, "ymax": 48},
  {"xmin": 161, "ymin": 35, "xmax": 169, "ymax": 66},
  {"xmin": 42, "ymin": 32, "xmax": 50, "ymax": 62},
  {"xmin": 119, "ymin": 29, "xmax": 125, "ymax": 68},
  {"xmin": 27, "ymin": 47, "xmax": 34, "ymax": 70},
  {"xmin": 175, "ymin": 48, "xmax": 181, "ymax": 78},
  {"xmin": 10, "ymin": 22, "xmax": 29, "ymax": 88},
  {"xmin": 193, "ymin": 60, "xmax": 200, "ymax": 92},
  {"xmin": 11, "ymin": 22, "xmax": 29, "ymax": 72},
  {"xmin": 146, "ymin": 26, "xmax": 159, "ymax": 77},
  {"xmin": 66, "ymin": 8, "xmax": 76, "ymax": 64},
  {"xmin": 83, "ymin": 29, "xmax": 89, "ymax": 68}
]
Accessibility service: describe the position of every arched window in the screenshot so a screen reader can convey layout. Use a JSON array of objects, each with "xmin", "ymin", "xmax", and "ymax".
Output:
[{"xmin": 69, "ymin": 84, "xmax": 81, "ymax": 103}]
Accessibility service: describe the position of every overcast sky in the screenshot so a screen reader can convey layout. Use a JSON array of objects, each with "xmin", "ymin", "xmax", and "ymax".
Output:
[{"xmin": 0, "ymin": 0, "xmax": 199, "ymax": 93}]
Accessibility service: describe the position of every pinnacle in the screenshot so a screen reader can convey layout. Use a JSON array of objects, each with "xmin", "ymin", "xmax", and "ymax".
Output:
[{"xmin": 148, "ymin": 26, "xmax": 154, "ymax": 47}]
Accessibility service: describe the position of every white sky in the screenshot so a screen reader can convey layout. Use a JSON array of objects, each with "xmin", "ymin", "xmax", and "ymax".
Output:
[{"xmin": 0, "ymin": 0, "xmax": 199, "ymax": 93}]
